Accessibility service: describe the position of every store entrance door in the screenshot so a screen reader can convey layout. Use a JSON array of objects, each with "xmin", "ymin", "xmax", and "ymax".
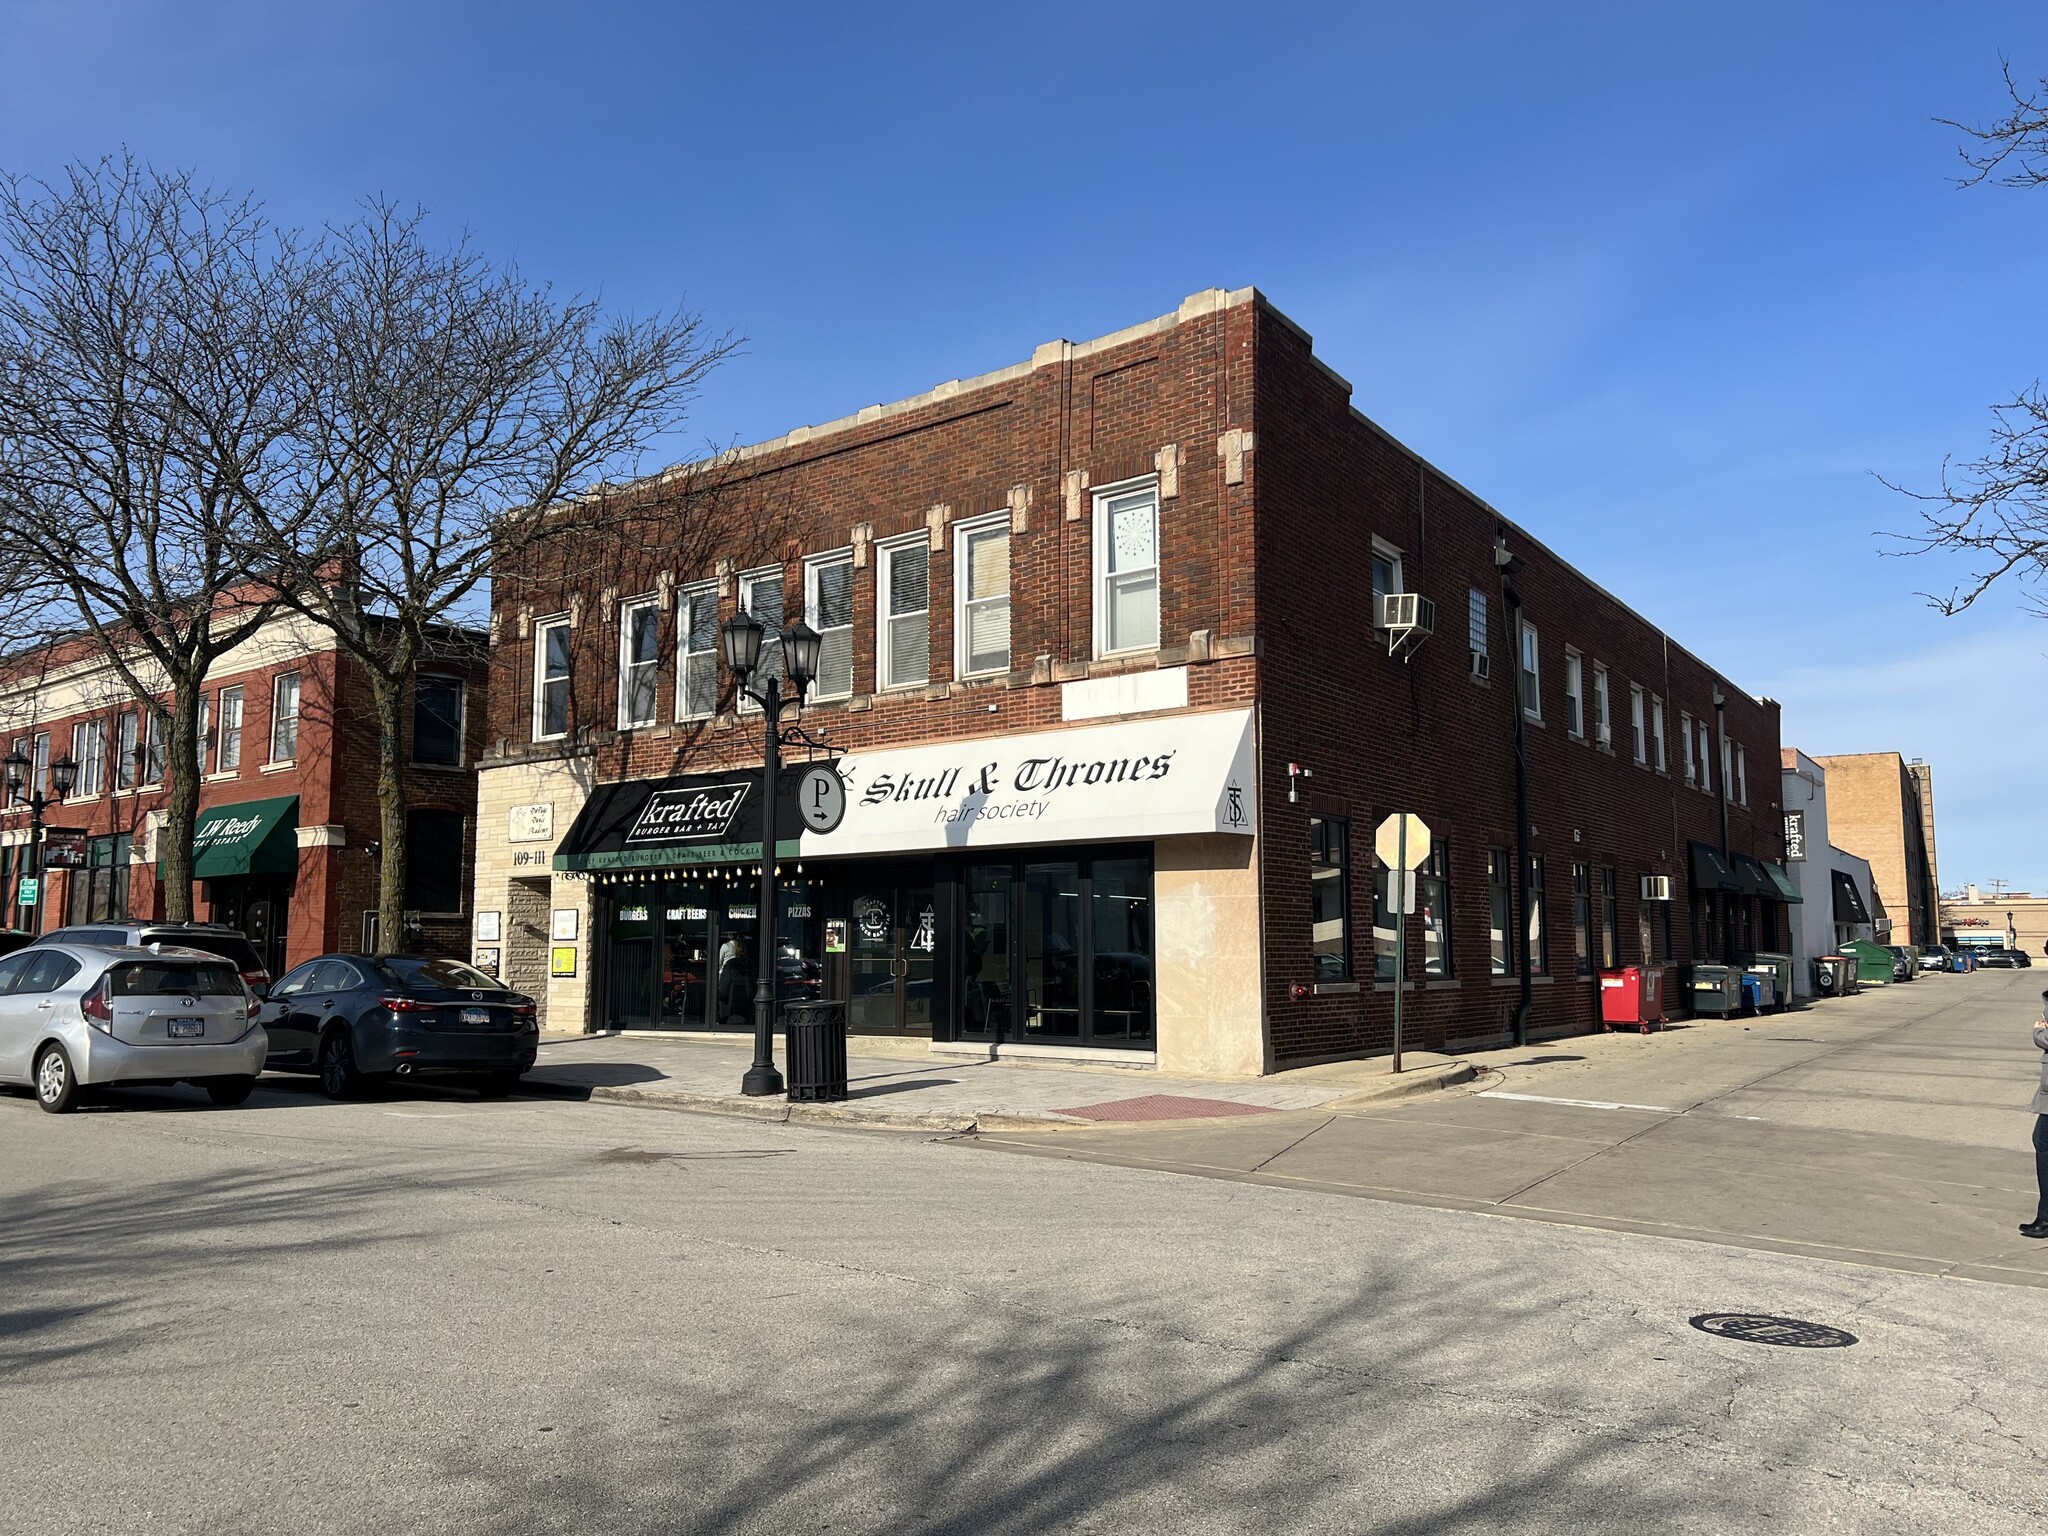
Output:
[{"xmin": 843, "ymin": 878, "xmax": 935, "ymax": 1036}]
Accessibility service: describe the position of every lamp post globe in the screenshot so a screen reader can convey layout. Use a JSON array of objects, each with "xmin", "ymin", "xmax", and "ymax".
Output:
[
  {"xmin": 49, "ymin": 755, "xmax": 77, "ymax": 799},
  {"xmin": 1, "ymin": 748, "xmax": 24, "ymax": 797},
  {"xmin": 781, "ymin": 620, "xmax": 822, "ymax": 699},
  {"xmin": 721, "ymin": 609, "xmax": 764, "ymax": 679}
]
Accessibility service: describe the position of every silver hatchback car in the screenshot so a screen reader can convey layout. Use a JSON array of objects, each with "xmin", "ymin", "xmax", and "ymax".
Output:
[{"xmin": 0, "ymin": 943, "xmax": 268, "ymax": 1113}]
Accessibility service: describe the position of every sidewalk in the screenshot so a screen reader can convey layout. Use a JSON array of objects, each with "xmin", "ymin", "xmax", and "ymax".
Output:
[{"xmin": 526, "ymin": 1031, "xmax": 1475, "ymax": 1132}]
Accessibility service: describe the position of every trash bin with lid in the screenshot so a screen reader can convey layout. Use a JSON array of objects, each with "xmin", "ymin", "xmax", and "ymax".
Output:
[
  {"xmin": 1737, "ymin": 971, "xmax": 1770, "ymax": 1015},
  {"xmin": 1744, "ymin": 951, "xmax": 1794, "ymax": 1008},
  {"xmin": 1599, "ymin": 966, "xmax": 1667, "ymax": 1033},
  {"xmin": 784, "ymin": 999, "xmax": 849, "ymax": 1103},
  {"xmin": 1813, "ymin": 955, "xmax": 1859, "ymax": 996},
  {"xmin": 1687, "ymin": 963, "xmax": 1741, "ymax": 1017}
]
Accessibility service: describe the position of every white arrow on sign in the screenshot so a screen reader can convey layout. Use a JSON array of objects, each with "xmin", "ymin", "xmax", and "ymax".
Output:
[{"xmin": 1374, "ymin": 813, "xmax": 1431, "ymax": 870}]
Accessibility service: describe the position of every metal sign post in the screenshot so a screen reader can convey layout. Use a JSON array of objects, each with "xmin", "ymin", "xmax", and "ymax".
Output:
[{"xmin": 1375, "ymin": 813, "xmax": 1431, "ymax": 1074}]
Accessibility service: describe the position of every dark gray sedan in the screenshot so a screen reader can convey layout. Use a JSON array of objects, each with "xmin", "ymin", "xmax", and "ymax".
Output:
[{"xmin": 258, "ymin": 955, "xmax": 538, "ymax": 1099}]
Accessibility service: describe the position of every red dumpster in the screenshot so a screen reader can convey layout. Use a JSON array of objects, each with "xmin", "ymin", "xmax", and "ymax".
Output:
[{"xmin": 1599, "ymin": 965, "xmax": 1667, "ymax": 1034}]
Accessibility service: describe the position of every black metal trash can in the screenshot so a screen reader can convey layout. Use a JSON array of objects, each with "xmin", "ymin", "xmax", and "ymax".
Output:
[{"xmin": 784, "ymin": 999, "xmax": 849, "ymax": 1103}]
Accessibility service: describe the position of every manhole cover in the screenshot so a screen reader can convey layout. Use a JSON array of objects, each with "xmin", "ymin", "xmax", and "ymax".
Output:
[{"xmin": 1688, "ymin": 1313, "xmax": 1858, "ymax": 1349}]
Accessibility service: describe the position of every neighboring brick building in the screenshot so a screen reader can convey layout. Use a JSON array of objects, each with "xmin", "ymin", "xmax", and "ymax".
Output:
[
  {"xmin": 475, "ymin": 288, "xmax": 1788, "ymax": 1071},
  {"xmin": 1807, "ymin": 752, "xmax": 1940, "ymax": 949},
  {"xmin": 0, "ymin": 613, "xmax": 487, "ymax": 976}
]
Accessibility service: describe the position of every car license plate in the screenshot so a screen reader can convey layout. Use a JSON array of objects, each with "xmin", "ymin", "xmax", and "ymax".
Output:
[
  {"xmin": 168, "ymin": 1019, "xmax": 205, "ymax": 1038},
  {"xmin": 460, "ymin": 1008, "xmax": 491, "ymax": 1025}
]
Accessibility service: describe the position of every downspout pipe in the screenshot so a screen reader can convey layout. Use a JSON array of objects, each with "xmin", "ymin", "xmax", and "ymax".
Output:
[
  {"xmin": 1713, "ymin": 689, "xmax": 1731, "ymax": 962},
  {"xmin": 1497, "ymin": 540, "xmax": 1532, "ymax": 1049}
]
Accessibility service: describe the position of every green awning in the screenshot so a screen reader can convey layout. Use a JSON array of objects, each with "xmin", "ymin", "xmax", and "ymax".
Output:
[
  {"xmin": 1687, "ymin": 841, "xmax": 1744, "ymax": 893},
  {"xmin": 1761, "ymin": 862, "xmax": 1803, "ymax": 903},
  {"xmin": 191, "ymin": 795, "xmax": 299, "ymax": 879}
]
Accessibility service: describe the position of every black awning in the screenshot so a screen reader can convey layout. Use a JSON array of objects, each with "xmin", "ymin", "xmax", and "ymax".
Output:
[
  {"xmin": 554, "ymin": 769, "xmax": 803, "ymax": 873},
  {"xmin": 1831, "ymin": 869, "xmax": 1873, "ymax": 926},
  {"xmin": 1688, "ymin": 841, "xmax": 1744, "ymax": 893},
  {"xmin": 1730, "ymin": 853, "xmax": 1775, "ymax": 899}
]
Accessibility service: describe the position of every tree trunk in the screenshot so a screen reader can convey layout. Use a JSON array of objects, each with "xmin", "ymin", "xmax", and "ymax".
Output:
[
  {"xmin": 157, "ymin": 685, "xmax": 204, "ymax": 923},
  {"xmin": 370, "ymin": 668, "xmax": 409, "ymax": 956}
]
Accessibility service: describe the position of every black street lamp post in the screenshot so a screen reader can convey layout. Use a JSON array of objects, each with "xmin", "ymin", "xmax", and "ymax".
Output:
[
  {"xmin": 721, "ymin": 609, "xmax": 823, "ymax": 1097},
  {"xmin": 3, "ymin": 747, "xmax": 79, "ymax": 936}
]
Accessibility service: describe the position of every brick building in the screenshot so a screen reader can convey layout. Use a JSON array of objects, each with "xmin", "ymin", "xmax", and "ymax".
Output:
[
  {"xmin": 1807, "ymin": 751, "xmax": 1940, "ymax": 949},
  {"xmin": 475, "ymin": 288, "xmax": 1789, "ymax": 1072},
  {"xmin": 0, "ymin": 612, "xmax": 488, "ymax": 976}
]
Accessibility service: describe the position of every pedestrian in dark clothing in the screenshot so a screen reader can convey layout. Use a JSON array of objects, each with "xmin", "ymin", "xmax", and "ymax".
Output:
[{"xmin": 2025, "ymin": 993, "xmax": 2048, "ymax": 1239}]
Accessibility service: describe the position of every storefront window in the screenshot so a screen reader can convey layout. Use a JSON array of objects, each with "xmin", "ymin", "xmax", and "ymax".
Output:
[
  {"xmin": 1309, "ymin": 816, "xmax": 1350, "ymax": 982},
  {"xmin": 1600, "ymin": 867, "xmax": 1618, "ymax": 969},
  {"xmin": 1419, "ymin": 843, "xmax": 1451, "ymax": 978},
  {"xmin": 1089, "ymin": 857, "xmax": 1152, "ymax": 1041},
  {"xmin": 1373, "ymin": 861, "xmax": 1399, "ymax": 983},
  {"xmin": 66, "ymin": 834, "xmax": 130, "ymax": 925}
]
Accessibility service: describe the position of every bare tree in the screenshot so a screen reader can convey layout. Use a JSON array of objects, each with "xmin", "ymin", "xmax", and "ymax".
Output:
[
  {"xmin": 257, "ymin": 203, "xmax": 736, "ymax": 954},
  {"xmin": 0, "ymin": 157, "xmax": 311, "ymax": 920}
]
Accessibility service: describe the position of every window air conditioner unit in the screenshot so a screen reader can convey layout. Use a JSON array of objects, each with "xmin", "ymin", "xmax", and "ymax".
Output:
[
  {"xmin": 1379, "ymin": 592, "xmax": 1437, "ymax": 659},
  {"xmin": 1469, "ymin": 649, "xmax": 1490, "ymax": 681},
  {"xmin": 1640, "ymin": 874, "xmax": 1672, "ymax": 902}
]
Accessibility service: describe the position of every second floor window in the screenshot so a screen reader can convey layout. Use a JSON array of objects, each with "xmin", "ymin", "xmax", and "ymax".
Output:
[
  {"xmin": 618, "ymin": 597, "xmax": 660, "ymax": 729},
  {"xmin": 32, "ymin": 731, "xmax": 49, "ymax": 797},
  {"xmin": 1737, "ymin": 745, "xmax": 1749, "ymax": 806},
  {"xmin": 534, "ymin": 618, "xmax": 571, "ymax": 739},
  {"xmin": 1630, "ymin": 685, "xmax": 1646, "ymax": 764},
  {"xmin": 218, "ymin": 685, "xmax": 244, "ymax": 772},
  {"xmin": 677, "ymin": 584, "xmax": 719, "ymax": 720},
  {"xmin": 1564, "ymin": 652, "xmax": 1584, "ymax": 737},
  {"xmin": 1095, "ymin": 479, "xmax": 1159, "ymax": 655},
  {"xmin": 738, "ymin": 568, "xmax": 784, "ymax": 710},
  {"xmin": 142, "ymin": 711, "xmax": 166, "ymax": 785},
  {"xmin": 413, "ymin": 676, "xmax": 464, "ymax": 765},
  {"xmin": 1681, "ymin": 715, "xmax": 1696, "ymax": 785},
  {"xmin": 1592, "ymin": 664, "xmax": 1611, "ymax": 747},
  {"xmin": 115, "ymin": 713, "xmax": 137, "ymax": 790},
  {"xmin": 878, "ymin": 538, "xmax": 929, "ymax": 691},
  {"xmin": 72, "ymin": 718, "xmax": 105, "ymax": 797},
  {"xmin": 1371, "ymin": 542, "xmax": 1404, "ymax": 627},
  {"xmin": 957, "ymin": 518, "xmax": 1011, "ymax": 676},
  {"xmin": 270, "ymin": 673, "xmax": 300, "ymax": 763},
  {"xmin": 1651, "ymin": 697, "xmax": 1667, "ymax": 772},
  {"xmin": 806, "ymin": 553, "xmax": 855, "ymax": 700},
  {"xmin": 1519, "ymin": 622, "xmax": 1541, "ymax": 719},
  {"xmin": 1468, "ymin": 589, "xmax": 1489, "ymax": 662}
]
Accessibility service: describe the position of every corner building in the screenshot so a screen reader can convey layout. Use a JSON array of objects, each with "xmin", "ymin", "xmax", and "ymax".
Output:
[{"xmin": 476, "ymin": 289, "xmax": 1788, "ymax": 1073}]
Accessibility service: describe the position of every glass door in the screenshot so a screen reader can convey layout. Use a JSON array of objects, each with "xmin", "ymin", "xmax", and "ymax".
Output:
[{"xmin": 844, "ymin": 881, "xmax": 936, "ymax": 1035}]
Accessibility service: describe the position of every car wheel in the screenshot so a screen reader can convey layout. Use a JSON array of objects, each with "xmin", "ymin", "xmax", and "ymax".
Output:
[
  {"xmin": 474, "ymin": 1072, "xmax": 521, "ymax": 1099},
  {"xmin": 35, "ymin": 1043, "xmax": 80, "ymax": 1115},
  {"xmin": 319, "ymin": 1029, "xmax": 364, "ymax": 1100},
  {"xmin": 204, "ymin": 1075, "xmax": 256, "ymax": 1107}
]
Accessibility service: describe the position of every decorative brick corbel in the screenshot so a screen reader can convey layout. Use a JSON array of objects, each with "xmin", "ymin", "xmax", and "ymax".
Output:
[
  {"xmin": 715, "ymin": 557, "xmax": 734, "ymax": 597},
  {"xmin": 1063, "ymin": 469, "xmax": 1089, "ymax": 521},
  {"xmin": 1217, "ymin": 429, "xmax": 1255, "ymax": 486},
  {"xmin": 598, "ymin": 585, "xmax": 618, "ymax": 624},
  {"xmin": 851, "ymin": 522, "xmax": 873, "ymax": 568},
  {"xmin": 516, "ymin": 605, "xmax": 533, "ymax": 639},
  {"xmin": 1008, "ymin": 483, "xmax": 1031, "ymax": 534},
  {"xmin": 927, "ymin": 503, "xmax": 951, "ymax": 551},
  {"xmin": 1155, "ymin": 444, "xmax": 1182, "ymax": 499},
  {"xmin": 567, "ymin": 595, "xmax": 584, "ymax": 629}
]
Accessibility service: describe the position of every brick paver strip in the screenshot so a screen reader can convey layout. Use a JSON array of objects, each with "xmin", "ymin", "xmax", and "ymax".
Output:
[{"xmin": 1052, "ymin": 1094, "xmax": 1282, "ymax": 1123}]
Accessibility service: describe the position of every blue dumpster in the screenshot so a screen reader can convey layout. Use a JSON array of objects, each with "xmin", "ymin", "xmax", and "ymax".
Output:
[{"xmin": 1738, "ymin": 971, "xmax": 1770, "ymax": 1015}]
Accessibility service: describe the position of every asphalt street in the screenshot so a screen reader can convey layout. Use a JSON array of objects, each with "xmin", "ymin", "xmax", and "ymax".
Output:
[{"xmin": 3, "ymin": 975, "xmax": 2046, "ymax": 1534}]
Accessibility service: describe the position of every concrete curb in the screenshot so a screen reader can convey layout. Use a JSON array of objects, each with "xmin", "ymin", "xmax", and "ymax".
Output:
[{"xmin": 1316, "ymin": 1060, "xmax": 1477, "ymax": 1111}]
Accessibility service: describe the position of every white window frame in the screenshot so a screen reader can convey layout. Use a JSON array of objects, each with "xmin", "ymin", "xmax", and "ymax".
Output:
[
  {"xmin": 954, "ymin": 513, "xmax": 1012, "ymax": 679},
  {"xmin": 737, "ymin": 566, "xmax": 786, "ymax": 713},
  {"xmin": 1720, "ymin": 733, "xmax": 1733, "ymax": 802},
  {"xmin": 1737, "ymin": 745, "xmax": 1749, "ymax": 806},
  {"xmin": 1592, "ymin": 663, "xmax": 1611, "ymax": 748},
  {"xmin": 72, "ymin": 717, "xmax": 105, "ymax": 798},
  {"xmin": 1518, "ymin": 621, "xmax": 1542, "ymax": 721},
  {"xmin": 1467, "ymin": 589, "xmax": 1489, "ymax": 660},
  {"xmin": 31, "ymin": 731, "xmax": 48, "ymax": 797},
  {"xmin": 1651, "ymin": 696, "xmax": 1667, "ymax": 773},
  {"xmin": 876, "ymin": 535, "xmax": 931, "ymax": 692},
  {"xmin": 675, "ymin": 581, "xmax": 720, "ymax": 721},
  {"xmin": 114, "ymin": 712, "xmax": 137, "ymax": 791},
  {"xmin": 804, "ymin": 550, "xmax": 856, "ymax": 701},
  {"xmin": 268, "ymin": 674, "xmax": 300, "ymax": 765},
  {"xmin": 217, "ymin": 684, "xmax": 244, "ymax": 773},
  {"xmin": 532, "ymin": 615, "xmax": 572, "ymax": 741},
  {"xmin": 1371, "ymin": 539, "xmax": 1405, "ymax": 628},
  {"xmin": 1563, "ymin": 650, "xmax": 1584, "ymax": 738},
  {"xmin": 1092, "ymin": 475, "xmax": 1161, "ymax": 659},
  {"xmin": 1629, "ymin": 684, "xmax": 1646, "ymax": 764},
  {"xmin": 616, "ymin": 594, "xmax": 661, "ymax": 730},
  {"xmin": 1680, "ymin": 713, "xmax": 1696, "ymax": 785}
]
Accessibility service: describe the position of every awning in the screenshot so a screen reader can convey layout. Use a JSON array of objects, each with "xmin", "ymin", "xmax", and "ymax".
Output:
[
  {"xmin": 1729, "ymin": 854, "xmax": 1776, "ymax": 899},
  {"xmin": 192, "ymin": 795, "xmax": 299, "ymax": 879},
  {"xmin": 554, "ymin": 770, "xmax": 801, "ymax": 873},
  {"xmin": 1760, "ymin": 862, "xmax": 1804, "ymax": 903},
  {"xmin": 1687, "ymin": 840, "xmax": 1744, "ymax": 893},
  {"xmin": 1831, "ymin": 869, "xmax": 1872, "ymax": 926}
]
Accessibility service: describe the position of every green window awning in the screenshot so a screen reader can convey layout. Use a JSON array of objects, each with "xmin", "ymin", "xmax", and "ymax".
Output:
[
  {"xmin": 191, "ymin": 795, "xmax": 299, "ymax": 879},
  {"xmin": 1761, "ymin": 862, "xmax": 1803, "ymax": 903},
  {"xmin": 1687, "ymin": 840, "xmax": 1744, "ymax": 893}
]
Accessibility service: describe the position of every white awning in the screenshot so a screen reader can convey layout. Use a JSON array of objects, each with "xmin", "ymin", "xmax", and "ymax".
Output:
[{"xmin": 802, "ymin": 708, "xmax": 1256, "ymax": 858}]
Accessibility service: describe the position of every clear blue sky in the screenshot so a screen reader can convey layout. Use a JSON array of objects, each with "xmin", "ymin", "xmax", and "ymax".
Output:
[{"xmin": 5, "ymin": 2, "xmax": 2046, "ymax": 896}]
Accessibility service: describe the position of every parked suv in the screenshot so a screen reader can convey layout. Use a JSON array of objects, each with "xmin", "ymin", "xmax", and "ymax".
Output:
[
  {"xmin": 0, "ymin": 942, "xmax": 266, "ymax": 1112},
  {"xmin": 1918, "ymin": 945, "xmax": 1952, "ymax": 973},
  {"xmin": 34, "ymin": 922, "xmax": 272, "ymax": 996}
]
